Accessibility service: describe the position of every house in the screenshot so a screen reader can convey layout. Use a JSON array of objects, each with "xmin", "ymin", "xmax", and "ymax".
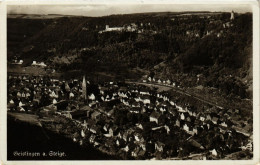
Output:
[
  {"xmin": 175, "ymin": 119, "xmax": 180, "ymax": 127},
  {"xmin": 131, "ymin": 146, "xmax": 146, "ymax": 158},
  {"xmin": 134, "ymin": 132, "xmax": 144, "ymax": 142},
  {"xmin": 187, "ymin": 116, "xmax": 196, "ymax": 123},
  {"xmin": 161, "ymin": 100, "xmax": 170, "ymax": 107},
  {"xmin": 122, "ymin": 145, "xmax": 130, "ymax": 152},
  {"xmin": 9, "ymin": 99, "xmax": 14, "ymax": 104},
  {"xmin": 180, "ymin": 113, "xmax": 187, "ymax": 120},
  {"xmin": 21, "ymin": 92, "xmax": 26, "ymax": 98},
  {"xmin": 180, "ymin": 113, "xmax": 185, "ymax": 120},
  {"xmin": 115, "ymin": 138, "xmax": 125, "ymax": 148},
  {"xmin": 25, "ymin": 92, "xmax": 31, "ymax": 98},
  {"xmin": 131, "ymin": 147, "xmax": 141, "ymax": 157},
  {"xmin": 107, "ymin": 109, "xmax": 114, "ymax": 117},
  {"xmin": 32, "ymin": 61, "xmax": 37, "ymax": 65},
  {"xmin": 183, "ymin": 123, "xmax": 190, "ymax": 132},
  {"xmin": 69, "ymin": 92, "xmax": 75, "ymax": 98},
  {"xmin": 136, "ymin": 123, "xmax": 144, "ymax": 130},
  {"xmin": 212, "ymin": 117, "xmax": 219, "ymax": 125},
  {"xmin": 130, "ymin": 107, "xmax": 141, "ymax": 113},
  {"xmin": 52, "ymin": 99, "xmax": 57, "ymax": 104},
  {"xmin": 39, "ymin": 62, "xmax": 47, "ymax": 67},
  {"xmin": 206, "ymin": 114, "xmax": 212, "ymax": 120},
  {"xmin": 99, "ymin": 87, "xmax": 108, "ymax": 95},
  {"xmin": 157, "ymin": 93, "xmax": 162, "ymax": 98},
  {"xmin": 17, "ymin": 92, "xmax": 22, "ymax": 97},
  {"xmin": 138, "ymin": 149, "xmax": 146, "ymax": 158},
  {"xmin": 164, "ymin": 125, "xmax": 170, "ymax": 134},
  {"xmin": 185, "ymin": 114, "xmax": 192, "ymax": 122},
  {"xmin": 199, "ymin": 115, "xmax": 206, "ymax": 122},
  {"xmin": 89, "ymin": 134, "xmax": 96, "ymax": 143},
  {"xmin": 155, "ymin": 141, "xmax": 165, "ymax": 152},
  {"xmin": 149, "ymin": 111, "xmax": 161, "ymax": 124},
  {"xmin": 210, "ymin": 149, "xmax": 218, "ymax": 156},
  {"xmin": 89, "ymin": 93, "xmax": 95, "ymax": 100},
  {"xmin": 122, "ymin": 132, "xmax": 129, "ymax": 142},
  {"xmin": 109, "ymin": 125, "xmax": 119, "ymax": 136},
  {"xmin": 18, "ymin": 101, "xmax": 25, "ymax": 107},
  {"xmin": 17, "ymin": 106, "xmax": 25, "ymax": 112},
  {"xmin": 235, "ymin": 109, "xmax": 240, "ymax": 114},
  {"xmin": 204, "ymin": 120, "xmax": 213, "ymax": 130},
  {"xmin": 102, "ymin": 122, "xmax": 110, "ymax": 132},
  {"xmin": 188, "ymin": 138, "xmax": 205, "ymax": 150},
  {"xmin": 81, "ymin": 105, "xmax": 92, "ymax": 111},
  {"xmin": 81, "ymin": 129, "xmax": 85, "ymax": 137},
  {"xmin": 89, "ymin": 125, "xmax": 100, "ymax": 134},
  {"xmin": 140, "ymin": 95, "xmax": 151, "ymax": 105},
  {"xmin": 91, "ymin": 111, "xmax": 101, "ymax": 120},
  {"xmin": 187, "ymin": 109, "xmax": 193, "ymax": 116},
  {"xmin": 159, "ymin": 107, "xmax": 166, "ymax": 112},
  {"xmin": 140, "ymin": 88, "xmax": 150, "ymax": 95},
  {"xmin": 192, "ymin": 127, "xmax": 198, "ymax": 135},
  {"xmin": 220, "ymin": 121, "xmax": 227, "ymax": 127}
]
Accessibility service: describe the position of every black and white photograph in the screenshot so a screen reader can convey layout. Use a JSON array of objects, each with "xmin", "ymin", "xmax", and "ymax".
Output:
[{"xmin": 1, "ymin": 1, "xmax": 259, "ymax": 164}]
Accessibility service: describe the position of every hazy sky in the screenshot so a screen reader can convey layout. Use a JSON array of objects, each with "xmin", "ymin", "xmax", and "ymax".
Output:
[{"xmin": 7, "ymin": 4, "xmax": 252, "ymax": 17}]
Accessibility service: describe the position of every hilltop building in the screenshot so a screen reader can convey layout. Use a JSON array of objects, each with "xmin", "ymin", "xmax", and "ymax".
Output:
[
  {"xmin": 11, "ymin": 59, "xmax": 23, "ymax": 65},
  {"xmin": 105, "ymin": 25, "xmax": 124, "ymax": 32},
  {"xmin": 230, "ymin": 11, "xmax": 235, "ymax": 20},
  {"xmin": 31, "ymin": 61, "xmax": 47, "ymax": 67}
]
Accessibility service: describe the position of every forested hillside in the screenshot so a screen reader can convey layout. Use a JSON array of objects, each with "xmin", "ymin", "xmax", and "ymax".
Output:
[{"xmin": 7, "ymin": 12, "xmax": 252, "ymax": 99}]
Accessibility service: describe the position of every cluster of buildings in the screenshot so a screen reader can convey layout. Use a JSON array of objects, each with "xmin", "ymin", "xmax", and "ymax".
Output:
[
  {"xmin": 7, "ymin": 74, "xmax": 251, "ymax": 159},
  {"xmin": 9, "ymin": 58, "xmax": 47, "ymax": 67},
  {"xmin": 98, "ymin": 22, "xmax": 155, "ymax": 34},
  {"xmin": 99, "ymin": 23, "xmax": 138, "ymax": 34},
  {"xmin": 143, "ymin": 76, "xmax": 177, "ymax": 87},
  {"xmin": 10, "ymin": 59, "xmax": 23, "ymax": 65},
  {"xmin": 31, "ymin": 61, "xmax": 47, "ymax": 67},
  {"xmin": 181, "ymin": 11, "xmax": 235, "ymax": 39}
]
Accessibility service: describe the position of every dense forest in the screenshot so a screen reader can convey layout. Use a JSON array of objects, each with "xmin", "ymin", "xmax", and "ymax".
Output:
[{"xmin": 7, "ymin": 12, "xmax": 252, "ymax": 99}]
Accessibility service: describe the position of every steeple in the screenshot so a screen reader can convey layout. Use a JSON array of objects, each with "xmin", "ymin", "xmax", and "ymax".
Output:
[
  {"xmin": 230, "ymin": 10, "xmax": 235, "ymax": 20},
  {"xmin": 82, "ymin": 75, "xmax": 87, "ymax": 102}
]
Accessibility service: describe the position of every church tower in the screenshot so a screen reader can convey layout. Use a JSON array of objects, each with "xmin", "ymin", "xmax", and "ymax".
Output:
[
  {"xmin": 82, "ymin": 75, "xmax": 87, "ymax": 102},
  {"xmin": 230, "ymin": 10, "xmax": 235, "ymax": 20}
]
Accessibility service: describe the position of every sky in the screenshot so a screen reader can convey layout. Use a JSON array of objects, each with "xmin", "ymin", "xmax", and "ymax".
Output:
[{"xmin": 7, "ymin": 4, "xmax": 252, "ymax": 17}]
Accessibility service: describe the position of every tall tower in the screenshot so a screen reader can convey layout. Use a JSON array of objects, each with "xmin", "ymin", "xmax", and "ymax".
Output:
[
  {"xmin": 82, "ymin": 75, "xmax": 87, "ymax": 102},
  {"xmin": 230, "ymin": 10, "xmax": 235, "ymax": 20}
]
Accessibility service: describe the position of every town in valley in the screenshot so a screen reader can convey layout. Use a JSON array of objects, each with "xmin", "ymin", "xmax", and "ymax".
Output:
[{"xmin": 7, "ymin": 7, "xmax": 253, "ymax": 160}]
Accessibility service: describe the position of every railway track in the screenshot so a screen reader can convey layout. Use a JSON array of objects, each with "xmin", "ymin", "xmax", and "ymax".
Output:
[{"xmin": 126, "ymin": 81, "xmax": 224, "ymax": 109}]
